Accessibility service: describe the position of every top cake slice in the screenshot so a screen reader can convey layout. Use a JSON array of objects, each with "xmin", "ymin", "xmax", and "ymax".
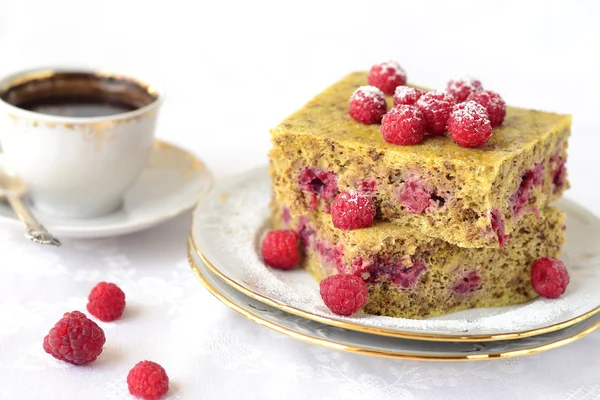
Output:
[{"xmin": 269, "ymin": 72, "xmax": 571, "ymax": 248}]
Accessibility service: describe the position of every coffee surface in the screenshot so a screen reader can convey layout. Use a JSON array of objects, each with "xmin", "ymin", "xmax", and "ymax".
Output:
[{"xmin": 0, "ymin": 72, "xmax": 157, "ymax": 118}]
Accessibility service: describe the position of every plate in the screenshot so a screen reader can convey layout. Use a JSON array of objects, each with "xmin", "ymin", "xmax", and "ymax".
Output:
[
  {"xmin": 0, "ymin": 141, "xmax": 213, "ymax": 238},
  {"xmin": 190, "ymin": 167, "xmax": 600, "ymax": 341},
  {"xmin": 188, "ymin": 243, "xmax": 600, "ymax": 361}
]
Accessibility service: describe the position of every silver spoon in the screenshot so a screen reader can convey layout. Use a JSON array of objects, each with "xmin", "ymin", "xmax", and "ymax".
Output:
[{"xmin": 0, "ymin": 168, "xmax": 61, "ymax": 247}]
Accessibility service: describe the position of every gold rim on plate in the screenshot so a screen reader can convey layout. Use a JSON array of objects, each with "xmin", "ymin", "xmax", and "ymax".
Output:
[
  {"xmin": 187, "ymin": 245, "xmax": 600, "ymax": 361},
  {"xmin": 189, "ymin": 235, "xmax": 600, "ymax": 342}
]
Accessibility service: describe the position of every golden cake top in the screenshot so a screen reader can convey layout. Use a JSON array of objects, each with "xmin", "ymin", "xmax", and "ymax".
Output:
[{"xmin": 270, "ymin": 72, "xmax": 571, "ymax": 167}]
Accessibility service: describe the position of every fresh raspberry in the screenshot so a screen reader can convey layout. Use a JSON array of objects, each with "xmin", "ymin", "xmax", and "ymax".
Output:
[
  {"xmin": 531, "ymin": 257, "xmax": 570, "ymax": 298},
  {"xmin": 348, "ymin": 86, "xmax": 387, "ymax": 124},
  {"xmin": 380, "ymin": 105, "xmax": 426, "ymax": 146},
  {"xmin": 261, "ymin": 230, "xmax": 300, "ymax": 270},
  {"xmin": 331, "ymin": 190, "xmax": 376, "ymax": 230},
  {"xmin": 367, "ymin": 61, "xmax": 407, "ymax": 95},
  {"xmin": 447, "ymin": 101, "xmax": 493, "ymax": 147},
  {"xmin": 319, "ymin": 274, "xmax": 368, "ymax": 316},
  {"xmin": 127, "ymin": 361, "xmax": 169, "ymax": 400},
  {"xmin": 467, "ymin": 90, "xmax": 506, "ymax": 126},
  {"xmin": 393, "ymin": 86, "xmax": 424, "ymax": 106},
  {"xmin": 86, "ymin": 282, "xmax": 126, "ymax": 322},
  {"xmin": 446, "ymin": 76, "xmax": 483, "ymax": 102},
  {"xmin": 415, "ymin": 90, "xmax": 456, "ymax": 135},
  {"xmin": 43, "ymin": 311, "xmax": 105, "ymax": 365}
]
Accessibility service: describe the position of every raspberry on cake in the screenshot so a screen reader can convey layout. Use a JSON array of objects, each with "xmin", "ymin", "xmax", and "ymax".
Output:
[
  {"xmin": 467, "ymin": 90, "xmax": 507, "ymax": 126},
  {"xmin": 447, "ymin": 76, "xmax": 483, "ymax": 102},
  {"xmin": 269, "ymin": 72, "xmax": 571, "ymax": 248},
  {"xmin": 368, "ymin": 61, "xmax": 407, "ymax": 95},
  {"xmin": 393, "ymin": 86, "xmax": 424, "ymax": 106},
  {"xmin": 415, "ymin": 90, "xmax": 456, "ymax": 135},
  {"xmin": 348, "ymin": 85, "xmax": 387, "ymax": 124},
  {"xmin": 380, "ymin": 105, "xmax": 426, "ymax": 145},
  {"xmin": 447, "ymin": 100, "xmax": 493, "ymax": 147},
  {"xmin": 272, "ymin": 200, "xmax": 566, "ymax": 319},
  {"xmin": 331, "ymin": 190, "xmax": 376, "ymax": 230}
]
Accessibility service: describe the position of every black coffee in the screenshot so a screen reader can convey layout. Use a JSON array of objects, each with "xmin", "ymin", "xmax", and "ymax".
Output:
[{"xmin": 0, "ymin": 72, "xmax": 157, "ymax": 118}]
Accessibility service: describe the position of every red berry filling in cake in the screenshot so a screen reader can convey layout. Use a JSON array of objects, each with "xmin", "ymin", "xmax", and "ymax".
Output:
[
  {"xmin": 490, "ymin": 209, "xmax": 508, "ymax": 247},
  {"xmin": 511, "ymin": 163, "xmax": 544, "ymax": 216},
  {"xmin": 452, "ymin": 269, "xmax": 482, "ymax": 295},
  {"xmin": 299, "ymin": 167, "xmax": 338, "ymax": 211}
]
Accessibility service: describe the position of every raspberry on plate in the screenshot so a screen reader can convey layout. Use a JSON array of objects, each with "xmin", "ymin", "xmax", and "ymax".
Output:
[
  {"xmin": 415, "ymin": 90, "xmax": 456, "ymax": 135},
  {"xmin": 261, "ymin": 230, "xmax": 300, "ymax": 270},
  {"xmin": 367, "ymin": 61, "xmax": 407, "ymax": 95},
  {"xmin": 531, "ymin": 257, "xmax": 570, "ymax": 298},
  {"xmin": 43, "ymin": 311, "xmax": 105, "ymax": 365},
  {"xmin": 446, "ymin": 76, "xmax": 483, "ymax": 102},
  {"xmin": 127, "ymin": 360, "xmax": 169, "ymax": 400},
  {"xmin": 380, "ymin": 105, "xmax": 426, "ymax": 145},
  {"xmin": 467, "ymin": 90, "xmax": 507, "ymax": 126},
  {"xmin": 348, "ymin": 85, "xmax": 387, "ymax": 125},
  {"xmin": 447, "ymin": 101, "xmax": 493, "ymax": 147},
  {"xmin": 320, "ymin": 274, "xmax": 368, "ymax": 316},
  {"xmin": 393, "ymin": 86, "xmax": 424, "ymax": 106},
  {"xmin": 331, "ymin": 190, "xmax": 376, "ymax": 230},
  {"xmin": 87, "ymin": 282, "xmax": 126, "ymax": 322}
]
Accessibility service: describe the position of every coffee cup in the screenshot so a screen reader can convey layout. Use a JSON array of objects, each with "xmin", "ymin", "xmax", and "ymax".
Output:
[{"xmin": 0, "ymin": 67, "xmax": 162, "ymax": 218}]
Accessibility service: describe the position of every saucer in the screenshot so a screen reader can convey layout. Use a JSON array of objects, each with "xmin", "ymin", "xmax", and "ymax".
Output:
[
  {"xmin": 188, "ymin": 244, "xmax": 600, "ymax": 361},
  {"xmin": 189, "ymin": 166, "xmax": 600, "ymax": 342},
  {"xmin": 0, "ymin": 141, "xmax": 212, "ymax": 238}
]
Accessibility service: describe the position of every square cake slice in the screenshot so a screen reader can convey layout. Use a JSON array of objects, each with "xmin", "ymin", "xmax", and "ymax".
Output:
[
  {"xmin": 272, "ymin": 199, "xmax": 565, "ymax": 319},
  {"xmin": 269, "ymin": 72, "xmax": 570, "ymax": 248}
]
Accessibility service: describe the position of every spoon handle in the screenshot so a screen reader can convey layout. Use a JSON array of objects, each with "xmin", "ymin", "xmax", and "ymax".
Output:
[{"xmin": 6, "ymin": 195, "xmax": 61, "ymax": 247}]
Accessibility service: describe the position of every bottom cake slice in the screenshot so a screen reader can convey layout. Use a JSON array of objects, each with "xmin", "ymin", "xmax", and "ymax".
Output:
[{"xmin": 272, "ymin": 199, "xmax": 566, "ymax": 319}]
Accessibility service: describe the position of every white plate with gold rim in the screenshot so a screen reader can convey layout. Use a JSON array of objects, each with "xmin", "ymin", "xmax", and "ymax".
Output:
[
  {"xmin": 0, "ymin": 141, "xmax": 212, "ymax": 238},
  {"xmin": 188, "ymin": 244, "xmax": 600, "ymax": 361},
  {"xmin": 190, "ymin": 167, "xmax": 600, "ymax": 342}
]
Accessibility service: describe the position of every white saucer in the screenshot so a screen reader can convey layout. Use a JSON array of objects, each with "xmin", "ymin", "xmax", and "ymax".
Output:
[
  {"xmin": 190, "ymin": 167, "xmax": 600, "ymax": 341},
  {"xmin": 0, "ymin": 141, "xmax": 212, "ymax": 238}
]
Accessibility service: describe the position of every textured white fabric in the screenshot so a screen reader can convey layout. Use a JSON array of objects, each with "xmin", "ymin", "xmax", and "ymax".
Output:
[{"xmin": 1, "ymin": 0, "xmax": 600, "ymax": 398}]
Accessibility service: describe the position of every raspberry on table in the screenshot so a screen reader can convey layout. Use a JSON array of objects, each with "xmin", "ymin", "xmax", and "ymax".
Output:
[
  {"xmin": 87, "ymin": 282, "xmax": 126, "ymax": 322},
  {"xmin": 43, "ymin": 311, "xmax": 105, "ymax": 365},
  {"xmin": 531, "ymin": 257, "xmax": 570, "ymax": 298},
  {"xmin": 319, "ymin": 274, "xmax": 368, "ymax": 316},
  {"xmin": 380, "ymin": 105, "xmax": 426, "ymax": 146},
  {"xmin": 447, "ymin": 101, "xmax": 493, "ymax": 147},
  {"xmin": 393, "ymin": 86, "xmax": 424, "ymax": 106},
  {"xmin": 368, "ymin": 61, "xmax": 407, "ymax": 95},
  {"xmin": 331, "ymin": 190, "xmax": 376, "ymax": 230},
  {"xmin": 261, "ymin": 230, "xmax": 300, "ymax": 270},
  {"xmin": 467, "ymin": 90, "xmax": 506, "ymax": 126},
  {"xmin": 127, "ymin": 360, "xmax": 169, "ymax": 400},
  {"xmin": 446, "ymin": 76, "xmax": 483, "ymax": 102},
  {"xmin": 415, "ymin": 90, "xmax": 456, "ymax": 135},
  {"xmin": 348, "ymin": 85, "xmax": 387, "ymax": 125}
]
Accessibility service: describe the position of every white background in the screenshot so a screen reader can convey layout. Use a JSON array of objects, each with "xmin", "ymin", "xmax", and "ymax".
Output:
[{"xmin": 0, "ymin": 0, "xmax": 599, "ymax": 399}]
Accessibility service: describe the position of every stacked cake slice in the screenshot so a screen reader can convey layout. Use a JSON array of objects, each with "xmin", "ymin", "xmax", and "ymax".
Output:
[{"xmin": 268, "ymin": 71, "xmax": 571, "ymax": 318}]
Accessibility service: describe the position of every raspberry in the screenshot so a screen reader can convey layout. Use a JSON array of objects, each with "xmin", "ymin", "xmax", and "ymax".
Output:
[
  {"xmin": 447, "ymin": 101, "xmax": 493, "ymax": 147},
  {"xmin": 367, "ymin": 61, "xmax": 407, "ymax": 95},
  {"xmin": 446, "ymin": 76, "xmax": 483, "ymax": 102},
  {"xmin": 398, "ymin": 179, "xmax": 432, "ymax": 213},
  {"xmin": 348, "ymin": 86, "xmax": 387, "ymax": 125},
  {"xmin": 86, "ymin": 282, "xmax": 126, "ymax": 322},
  {"xmin": 331, "ymin": 190, "xmax": 376, "ymax": 230},
  {"xmin": 415, "ymin": 90, "xmax": 456, "ymax": 135},
  {"xmin": 319, "ymin": 274, "xmax": 368, "ymax": 316},
  {"xmin": 380, "ymin": 105, "xmax": 426, "ymax": 146},
  {"xmin": 261, "ymin": 230, "xmax": 300, "ymax": 269},
  {"xmin": 467, "ymin": 90, "xmax": 506, "ymax": 126},
  {"xmin": 490, "ymin": 209, "xmax": 508, "ymax": 247},
  {"xmin": 393, "ymin": 86, "xmax": 424, "ymax": 106},
  {"xmin": 43, "ymin": 311, "xmax": 105, "ymax": 365},
  {"xmin": 531, "ymin": 257, "xmax": 570, "ymax": 299},
  {"xmin": 127, "ymin": 361, "xmax": 169, "ymax": 400},
  {"xmin": 452, "ymin": 270, "xmax": 482, "ymax": 294}
]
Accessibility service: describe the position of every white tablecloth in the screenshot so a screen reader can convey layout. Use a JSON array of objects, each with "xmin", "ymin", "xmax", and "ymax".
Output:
[{"xmin": 1, "ymin": 0, "xmax": 599, "ymax": 398}]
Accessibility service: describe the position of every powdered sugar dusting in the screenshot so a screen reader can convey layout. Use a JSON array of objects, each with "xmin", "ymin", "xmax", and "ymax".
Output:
[
  {"xmin": 351, "ymin": 85, "xmax": 386, "ymax": 106},
  {"xmin": 451, "ymin": 100, "xmax": 489, "ymax": 122},
  {"xmin": 377, "ymin": 60, "xmax": 407, "ymax": 81},
  {"xmin": 448, "ymin": 75, "xmax": 482, "ymax": 91},
  {"xmin": 192, "ymin": 168, "xmax": 600, "ymax": 337}
]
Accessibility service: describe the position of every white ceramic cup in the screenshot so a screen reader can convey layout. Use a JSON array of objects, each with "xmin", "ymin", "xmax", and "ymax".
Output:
[{"xmin": 0, "ymin": 68, "xmax": 162, "ymax": 218}]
